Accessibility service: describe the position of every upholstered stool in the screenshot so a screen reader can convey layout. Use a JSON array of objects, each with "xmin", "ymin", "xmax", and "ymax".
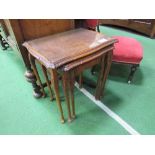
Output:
[
  {"xmin": 85, "ymin": 19, "xmax": 143, "ymax": 83},
  {"xmin": 112, "ymin": 36, "xmax": 143, "ymax": 83},
  {"xmin": 85, "ymin": 19, "xmax": 100, "ymax": 32}
]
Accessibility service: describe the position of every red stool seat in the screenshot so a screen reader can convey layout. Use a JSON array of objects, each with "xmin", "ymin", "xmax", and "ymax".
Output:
[
  {"xmin": 86, "ymin": 19, "xmax": 98, "ymax": 29},
  {"xmin": 112, "ymin": 36, "xmax": 143, "ymax": 64}
]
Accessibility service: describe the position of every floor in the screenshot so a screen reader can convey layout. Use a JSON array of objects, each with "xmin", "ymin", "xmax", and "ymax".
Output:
[{"xmin": 0, "ymin": 25, "xmax": 155, "ymax": 135}]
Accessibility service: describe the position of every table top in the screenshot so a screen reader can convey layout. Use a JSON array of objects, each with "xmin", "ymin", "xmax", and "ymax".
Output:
[{"xmin": 23, "ymin": 28, "xmax": 116, "ymax": 69}]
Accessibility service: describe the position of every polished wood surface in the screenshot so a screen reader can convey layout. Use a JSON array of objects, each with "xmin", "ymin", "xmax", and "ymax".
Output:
[{"xmin": 23, "ymin": 28, "xmax": 116, "ymax": 69}]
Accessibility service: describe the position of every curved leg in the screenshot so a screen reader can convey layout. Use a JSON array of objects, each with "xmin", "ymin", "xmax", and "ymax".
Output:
[
  {"xmin": 51, "ymin": 69, "xmax": 65, "ymax": 123},
  {"xmin": 128, "ymin": 64, "xmax": 139, "ymax": 84},
  {"xmin": 62, "ymin": 72, "xmax": 72, "ymax": 122}
]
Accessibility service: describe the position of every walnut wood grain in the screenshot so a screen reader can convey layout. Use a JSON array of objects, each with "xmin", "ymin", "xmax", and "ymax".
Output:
[{"xmin": 23, "ymin": 28, "xmax": 116, "ymax": 69}]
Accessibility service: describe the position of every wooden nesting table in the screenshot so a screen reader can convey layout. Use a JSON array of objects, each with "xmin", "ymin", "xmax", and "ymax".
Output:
[{"xmin": 23, "ymin": 28, "xmax": 117, "ymax": 123}]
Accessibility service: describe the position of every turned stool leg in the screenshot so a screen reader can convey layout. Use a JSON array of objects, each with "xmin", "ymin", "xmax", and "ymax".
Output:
[
  {"xmin": 128, "ymin": 64, "xmax": 139, "ymax": 84},
  {"xmin": 62, "ymin": 72, "xmax": 72, "ymax": 122},
  {"xmin": 40, "ymin": 64, "xmax": 54, "ymax": 101},
  {"xmin": 51, "ymin": 69, "xmax": 65, "ymax": 123},
  {"xmin": 28, "ymin": 54, "xmax": 46, "ymax": 97}
]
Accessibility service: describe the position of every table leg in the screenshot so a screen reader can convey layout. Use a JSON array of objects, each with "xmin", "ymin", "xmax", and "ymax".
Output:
[
  {"xmin": 62, "ymin": 72, "xmax": 72, "ymax": 122},
  {"xmin": 41, "ymin": 64, "xmax": 54, "ymax": 101},
  {"xmin": 28, "ymin": 54, "xmax": 46, "ymax": 97},
  {"xmin": 51, "ymin": 69, "xmax": 65, "ymax": 123},
  {"xmin": 95, "ymin": 54, "xmax": 106, "ymax": 100},
  {"xmin": 97, "ymin": 51, "xmax": 113, "ymax": 100},
  {"xmin": 69, "ymin": 71, "xmax": 76, "ymax": 119}
]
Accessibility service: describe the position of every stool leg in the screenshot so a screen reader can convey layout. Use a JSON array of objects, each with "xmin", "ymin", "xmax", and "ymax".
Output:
[
  {"xmin": 51, "ymin": 69, "xmax": 65, "ymax": 123},
  {"xmin": 41, "ymin": 64, "xmax": 54, "ymax": 101},
  {"xmin": 69, "ymin": 72, "xmax": 76, "ymax": 119},
  {"xmin": 62, "ymin": 72, "xmax": 72, "ymax": 123},
  {"xmin": 28, "ymin": 54, "xmax": 46, "ymax": 97},
  {"xmin": 128, "ymin": 64, "xmax": 139, "ymax": 84}
]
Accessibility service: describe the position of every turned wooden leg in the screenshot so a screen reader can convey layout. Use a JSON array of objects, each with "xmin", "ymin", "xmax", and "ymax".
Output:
[
  {"xmin": 96, "ymin": 51, "xmax": 113, "ymax": 100},
  {"xmin": 40, "ymin": 64, "xmax": 54, "ymax": 100},
  {"xmin": 0, "ymin": 33, "xmax": 9, "ymax": 50},
  {"xmin": 62, "ymin": 72, "xmax": 72, "ymax": 122},
  {"xmin": 24, "ymin": 67, "xmax": 42, "ymax": 98},
  {"xmin": 28, "ymin": 54, "xmax": 46, "ymax": 97},
  {"xmin": 51, "ymin": 69, "xmax": 65, "ymax": 123},
  {"xmin": 128, "ymin": 64, "xmax": 139, "ymax": 84},
  {"xmin": 69, "ymin": 72, "xmax": 76, "ymax": 119}
]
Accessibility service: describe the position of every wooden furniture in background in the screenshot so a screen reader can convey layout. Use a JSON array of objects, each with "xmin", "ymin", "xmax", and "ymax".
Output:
[
  {"xmin": 2, "ymin": 19, "xmax": 74, "ymax": 98},
  {"xmin": 23, "ymin": 28, "xmax": 116, "ymax": 123},
  {"xmin": 99, "ymin": 19, "xmax": 155, "ymax": 38},
  {"xmin": 0, "ymin": 20, "xmax": 9, "ymax": 50}
]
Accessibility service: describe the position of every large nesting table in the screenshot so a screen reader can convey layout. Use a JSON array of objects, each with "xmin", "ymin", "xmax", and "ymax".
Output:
[{"xmin": 23, "ymin": 28, "xmax": 117, "ymax": 123}]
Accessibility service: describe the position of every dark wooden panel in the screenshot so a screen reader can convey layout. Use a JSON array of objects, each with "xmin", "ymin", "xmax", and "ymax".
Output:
[
  {"xmin": 99, "ymin": 19, "xmax": 155, "ymax": 38},
  {"xmin": 19, "ymin": 19, "xmax": 74, "ymax": 40}
]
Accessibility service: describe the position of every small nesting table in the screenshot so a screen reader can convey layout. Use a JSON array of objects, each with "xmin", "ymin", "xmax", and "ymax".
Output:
[{"xmin": 23, "ymin": 28, "xmax": 117, "ymax": 123}]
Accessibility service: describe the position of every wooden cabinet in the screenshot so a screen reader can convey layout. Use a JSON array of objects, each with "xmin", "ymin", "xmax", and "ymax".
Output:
[
  {"xmin": 99, "ymin": 19, "xmax": 155, "ymax": 38},
  {"xmin": 3, "ymin": 19, "xmax": 74, "ymax": 67},
  {"xmin": 2, "ymin": 19, "xmax": 75, "ymax": 97}
]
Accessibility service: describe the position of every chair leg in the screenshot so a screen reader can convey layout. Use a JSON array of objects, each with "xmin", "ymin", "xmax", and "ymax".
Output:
[{"xmin": 128, "ymin": 64, "xmax": 139, "ymax": 84}]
